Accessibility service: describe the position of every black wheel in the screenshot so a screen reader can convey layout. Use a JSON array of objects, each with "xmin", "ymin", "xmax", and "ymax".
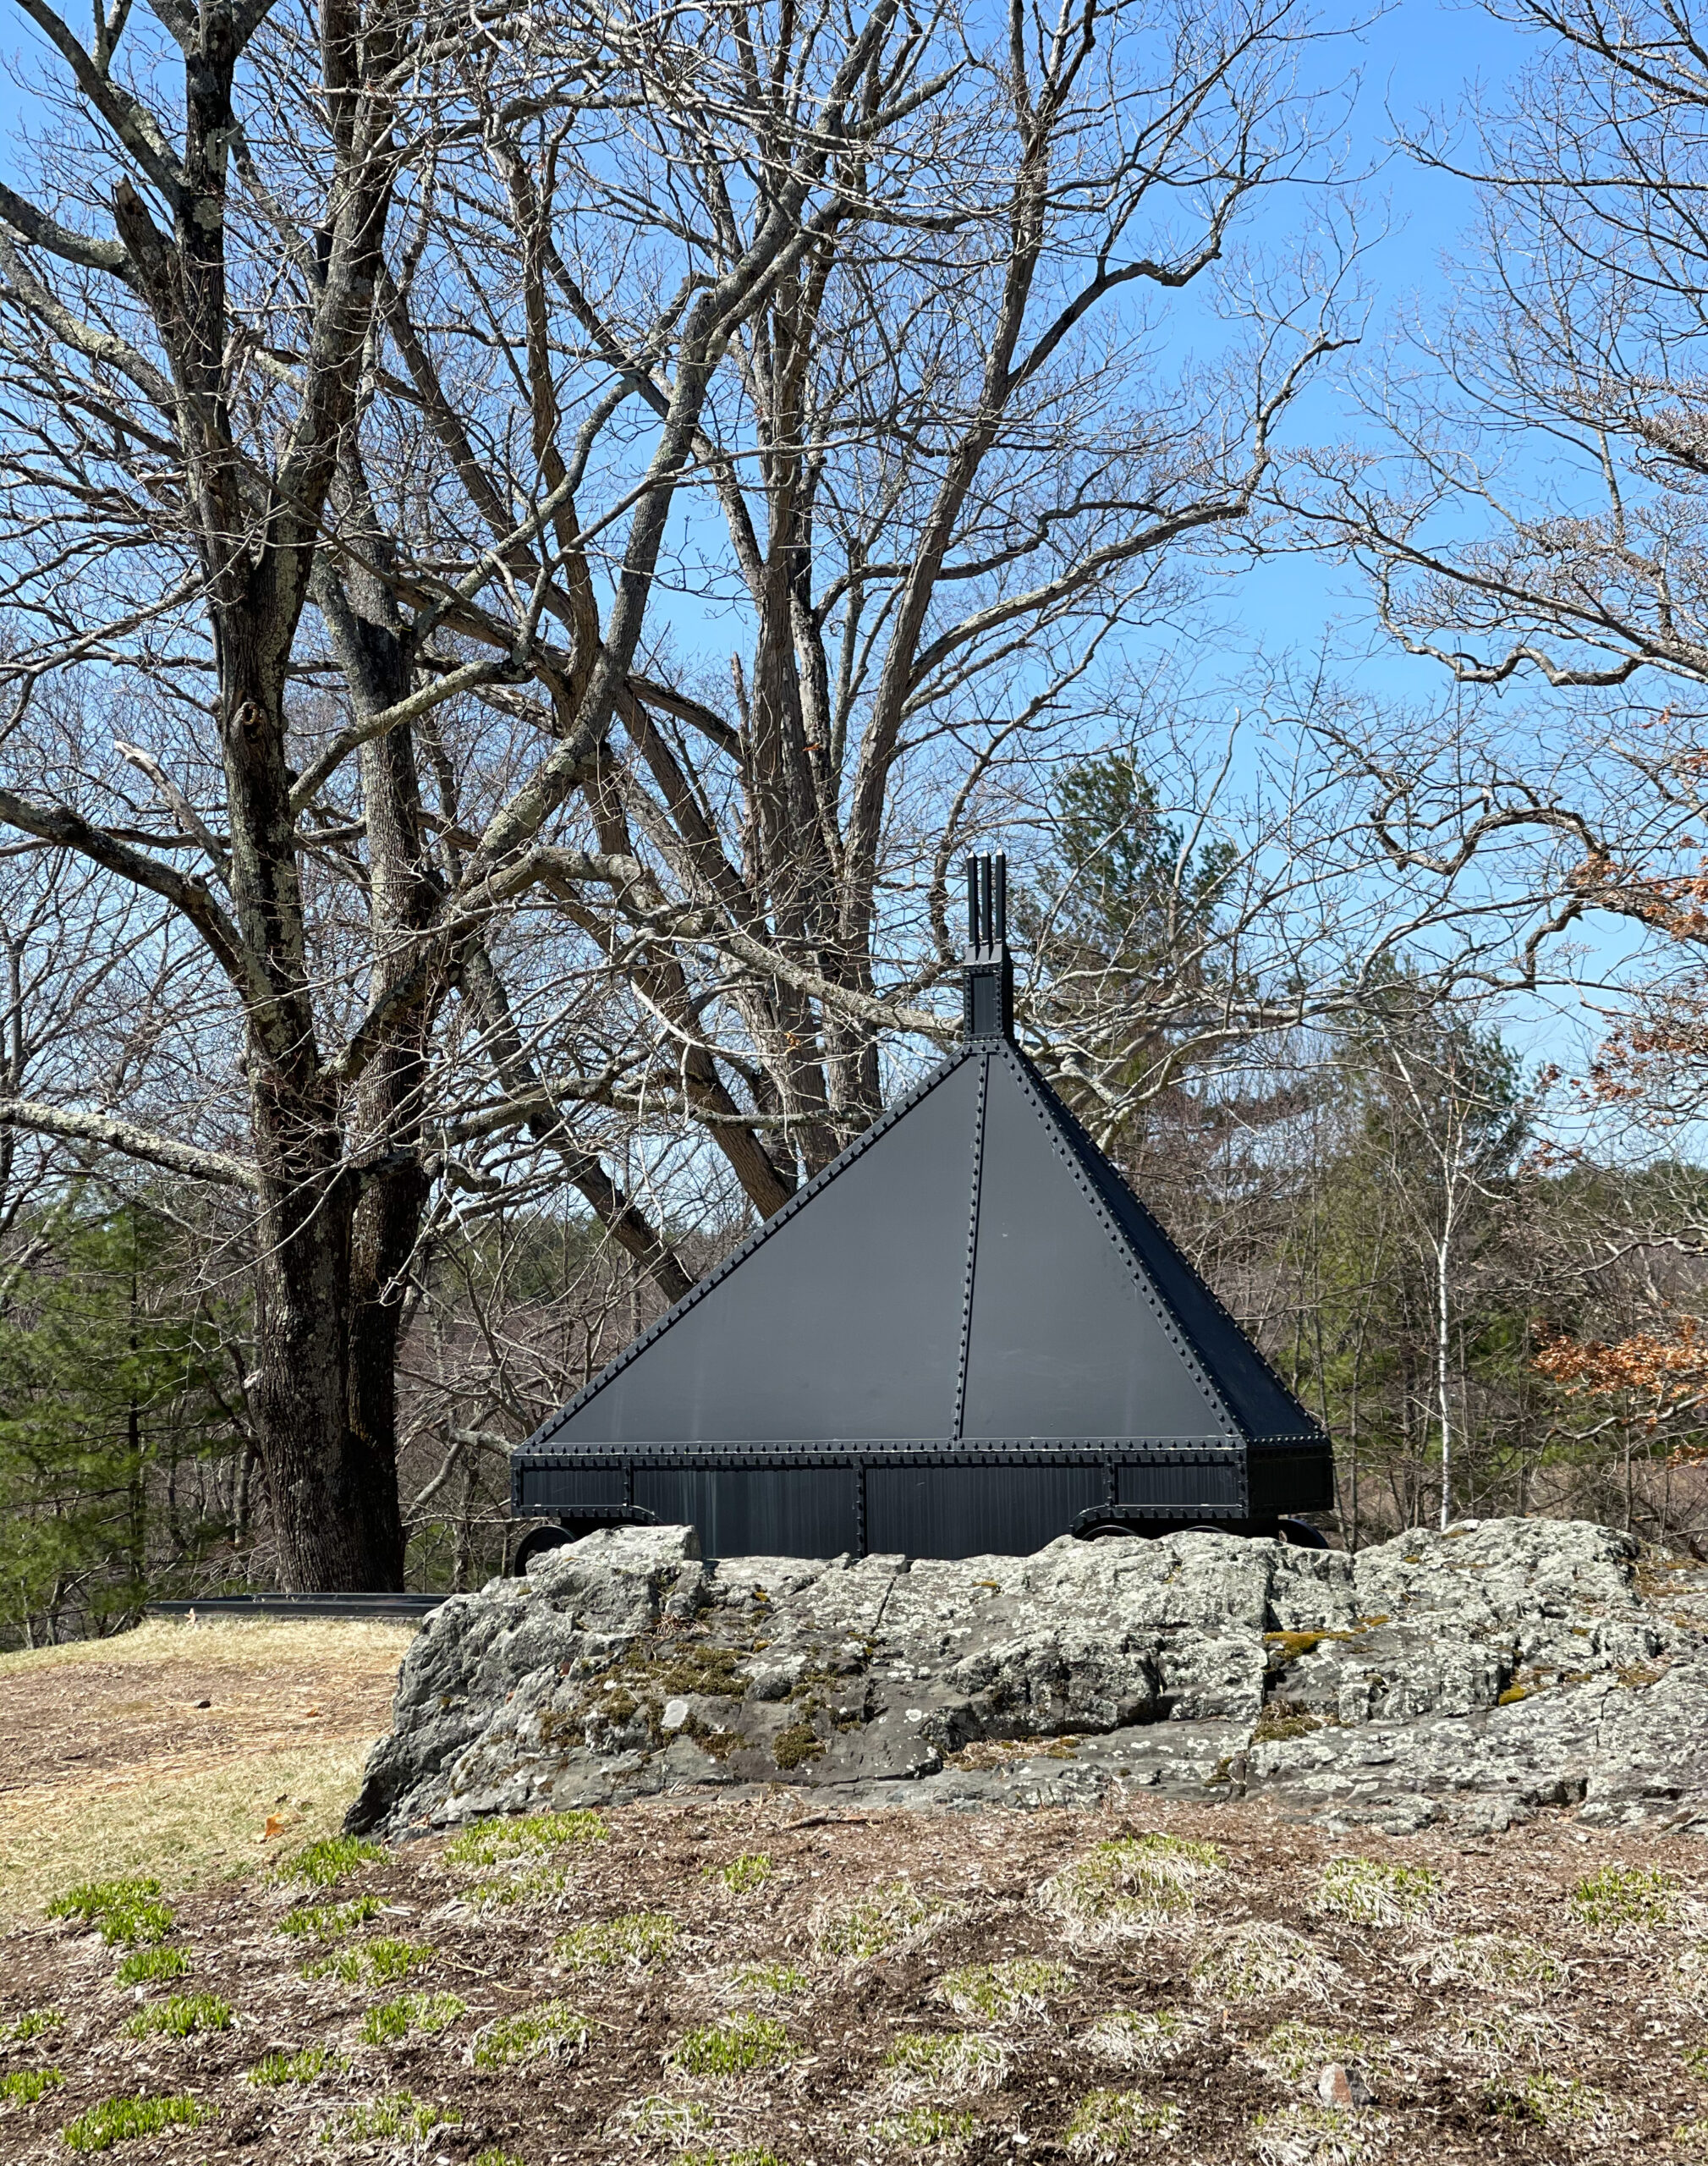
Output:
[
  {"xmin": 1079, "ymin": 1518, "xmax": 1144, "ymax": 1541},
  {"xmin": 1277, "ymin": 1517, "xmax": 1331, "ymax": 1550},
  {"xmin": 511, "ymin": 1523, "xmax": 576, "ymax": 1575}
]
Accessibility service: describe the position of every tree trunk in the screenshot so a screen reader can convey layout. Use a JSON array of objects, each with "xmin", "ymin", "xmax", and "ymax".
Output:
[
  {"xmin": 248, "ymin": 1173, "xmax": 361, "ymax": 1587},
  {"xmin": 229, "ymin": 600, "xmax": 420, "ymax": 1588},
  {"xmin": 338, "ymin": 550, "xmax": 438, "ymax": 1590}
]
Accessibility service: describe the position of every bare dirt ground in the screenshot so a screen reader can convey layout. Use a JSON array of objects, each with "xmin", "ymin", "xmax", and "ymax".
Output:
[{"xmin": 3, "ymin": 1621, "xmax": 1708, "ymax": 2163}]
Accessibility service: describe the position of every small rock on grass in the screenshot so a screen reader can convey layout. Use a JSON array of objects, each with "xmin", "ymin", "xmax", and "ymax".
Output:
[{"xmin": 1318, "ymin": 2061, "xmax": 1377, "ymax": 2108}]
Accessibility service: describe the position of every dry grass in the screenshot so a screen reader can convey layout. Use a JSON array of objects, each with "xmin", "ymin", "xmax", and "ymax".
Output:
[
  {"xmin": 4, "ymin": 1621, "xmax": 1708, "ymax": 2163},
  {"xmin": 0, "ymin": 1614, "xmax": 413, "ymax": 1680},
  {"xmin": 0, "ymin": 1618, "xmax": 411, "ymax": 1924}
]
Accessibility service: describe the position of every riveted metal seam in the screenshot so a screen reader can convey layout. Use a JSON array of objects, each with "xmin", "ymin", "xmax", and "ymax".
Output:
[
  {"xmin": 952, "ymin": 1050, "xmax": 988, "ymax": 1443},
  {"xmin": 1009, "ymin": 1041, "xmax": 1321, "ymax": 1437},
  {"xmin": 997, "ymin": 1043, "xmax": 1240, "ymax": 1442},
  {"xmin": 517, "ymin": 1443, "xmax": 1252, "ymax": 1472}
]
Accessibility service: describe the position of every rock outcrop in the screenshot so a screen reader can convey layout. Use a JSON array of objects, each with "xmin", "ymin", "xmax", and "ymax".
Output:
[{"xmin": 347, "ymin": 1518, "xmax": 1708, "ymax": 1840}]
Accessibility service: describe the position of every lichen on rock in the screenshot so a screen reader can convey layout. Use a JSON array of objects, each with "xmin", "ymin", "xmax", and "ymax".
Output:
[{"xmin": 346, "ymin": 1516, "xmax": 1708, "ymax": 1841}]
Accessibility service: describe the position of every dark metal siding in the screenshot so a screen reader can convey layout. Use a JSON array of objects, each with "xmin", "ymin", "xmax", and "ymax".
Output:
[
  {"xmin": 633, "ymin": 1467, "xmax": 859, "ymax": 1560},
  {"xmin": 1116, "ymin": 1456, "xmax": 1245, "ymax": 1513},
  {"xmin": 1248, "ymin": 1444, "xmax": 1336, "ymax": 1515},
  {"xmin": 548, "ymin": 1053, "xmax": 981, "ymax": 1447},
  {"xmin": 865, "ymin": 1463, "xmax": 1106, "ymax": 1558},
  {"xmin": 1021, "ymin": 1046, "xmax": 1320, "ymax": 1448},
  {"xmin": 517, "ymin": 1467, "xmax": 628, "ymax": 1513}
]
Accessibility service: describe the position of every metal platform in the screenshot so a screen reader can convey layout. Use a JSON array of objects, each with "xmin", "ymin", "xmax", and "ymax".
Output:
[{"xmin": 146, "ymin": 1593, "xmax": 445, "ymax": 1622}]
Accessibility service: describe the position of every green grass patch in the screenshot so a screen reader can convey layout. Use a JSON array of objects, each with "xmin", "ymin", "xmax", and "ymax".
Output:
[
  {"xmin": 1319, "ymin": 1856, "xmax": 1443, "ymax": 1929},
  {"xmin": 248, "ymin": 2044, "xmax": 341, "ymax": 2087},
  {"xmin": 61, "ymin": 2094, "xmax": 208, "ymax": 2152},
  {"xmin": 1452, "ymin": 2010, "xmax": 1552, "ymax": 2072},
  {"xmin": 716, "ymin": 1852, "xmax": 773, "ymax": 1894},
  {"xmin": 277, "ymin": 1834, "xmax": 387, "ymax": 1888},
  {"xmin": 0, "ymin": 2068, "xmax": 62, "ymax": 2105},
  {"xmin": 1041, "ymin": 1835, "xmax": 1223, "ymax": 1933},
  {"xmin": 935, "ymin": 1958, "xmax": 1073, "ymax": 2020},
  {"xmin": 319, "ymin": 2091, "xmax": 459, "ymax": 2144},
  {"xmin": 668, "ymin": 2012, "xmax": 791, "ymax": 2079},
  {"xmin": 1487, "ymin": 2070, "xmax": 1614, "ymax": 2130},
  {"xmin": 618, "ymin": 2095, "xmax": 716, "ymax": 2143},
  {"xmin": 730, "ymin": 1960, "xmax": 809, "ymax": 2001},
  {"xmin": 1255, "ymin": 2020, "xmax": 1380, "ymax": 2086},
  {"xmin": 278, "ymin": 1894, "xmax": 383, "ymax": 1939},
  {"xmin": 881, "ymin": 2031, "xmax": 1004, "ymax": 2093},
  {"xmin": 555, "ymin": 1911, "xmax": 676, "ymax": 1971},
  {"xmin": 678, "ymin": 2150, "xmax": 793, "ymax": 2166},
  {"xmin": 47, "ymin": 1876, "xmax": 173, "ymax": 1947},
  {"xmin": 360, "ymin": 1991, "xmax": 466, "ymax": 2045},
  {"xmin": 472, "ymin": 2152, "xmax": 529, "ymax": 2166},
  {"xmin": 124, "ymin": 1993, "xmax": 233, "ymax": 2040},
  {"xmin": 867, "ymin": 2106, "xmax": 973, "ymax": 2149},
  {"xmin": 1191, "ymin": 1923, "xmax": 1338, "ymax": 2004},
  {"xmin": 1065, "ymin": 2087, "xmax": 1182, "ymax": 2158},
  {"xmin": 470, "ymin": 2000, "xmax": 590, "ymax": 2070},
  {"xmin": 321, "ymin": 1935, "xmax": 434, "ymax": 1987},
  {"xmin": 114, "ymin": 1944, "xmax": 189, "ymax": 1987},
  {"xmin": 465, "ymin": 1861, "xmax": 570, "ymax": 1911},
  {"xmin": 444, "ymin": 1811, "xmax": 607, "ymax": 1869},
  {"xmin": 815, "ymin": 1878, "xmax": 939, "ymax": 1960},
  {"xmin": 1572, "ymin": 1862, "xmax": 1678, "ymax": 1933},
  {"xmin": 1250, "ymin": 2103, "xmax": 1376, "ymax": 2164},
  {"xmin": 1, "ymin": 2008, "xmax": 63, "ymax": 2044},
  {"xmin": 1079, "ymin": 2009, "xmax": 1195, "ymax": 2069}
]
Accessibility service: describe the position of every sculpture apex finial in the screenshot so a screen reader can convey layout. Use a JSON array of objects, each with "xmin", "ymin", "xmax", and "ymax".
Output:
[{"xmin": 962, "ymin": 850, "xmax": 1013, "ymax": 1041}]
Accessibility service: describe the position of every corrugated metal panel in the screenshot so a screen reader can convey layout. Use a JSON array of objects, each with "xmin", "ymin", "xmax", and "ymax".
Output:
[
  {"xmin": 865, "ymin": 1463, "xmax": 1107, "ymax": 1558},
  {"xmin": 633, "ymin": 1467, "xmax": 859, "ymax": 1559},
  {"xmin": 517, "ymin": 1467, "xmax": 629, "ymax": 1513},
  {"xmin": 1117, "ymin": 1456, "xmax": 1245, "ymax": 1512}
]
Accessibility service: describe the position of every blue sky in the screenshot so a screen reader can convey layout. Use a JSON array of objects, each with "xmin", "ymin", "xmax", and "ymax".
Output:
[
  {"xmin": 1163, "ymin": 0, "xmax": 1535, "ymax": 668},
  {"xmin": 1148, "ymin": 1, "xmax": 1666, "ymax": 1101}
]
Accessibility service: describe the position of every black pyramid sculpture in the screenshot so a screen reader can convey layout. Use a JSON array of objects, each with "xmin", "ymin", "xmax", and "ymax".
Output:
[{"xmin": 512, "ymin": 855, "xmax": 1332, "ymax": 1559}]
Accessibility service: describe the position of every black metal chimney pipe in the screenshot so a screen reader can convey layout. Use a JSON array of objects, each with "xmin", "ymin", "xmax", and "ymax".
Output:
[{"xmin": 963, "ymin": 850, "xmax": 1013, "ymax": 1040}]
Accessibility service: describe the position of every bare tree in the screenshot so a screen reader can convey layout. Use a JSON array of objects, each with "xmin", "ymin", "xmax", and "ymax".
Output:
[
  {"xmin": 1300, "ymin": 0, "xmax": 1708, "ymax": 691},
  {"xmin": 1288, "ymin": 0, "xmax": 1708, "ymax": 1152},
  {"xmin": 0, "ymin": 0, "xmax": 1354, "ymax": 1586},
  {"xmin": 0, "ymin": 0, "xmax": 935, "ymax": 1584},
  {"xmin": 481, "ymin": 0, "xmax": 1359, "ymax": 1171}
]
